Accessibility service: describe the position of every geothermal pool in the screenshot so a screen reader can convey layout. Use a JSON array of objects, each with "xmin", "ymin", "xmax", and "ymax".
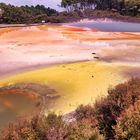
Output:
[
  {"xmin": 67, "ymin": 19, "xmax": 140, "ymax": 32},
  {"xmin": 0, "ymin": 20, "xmax": 140, "ymax": 128}
]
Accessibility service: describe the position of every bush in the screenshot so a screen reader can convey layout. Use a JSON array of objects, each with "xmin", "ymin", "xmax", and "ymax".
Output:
[
  {"xmin": 94, "ymin": 78, "xmax": 140, "ymax": 139},
  {"xmin": 75, "ymin": 78, "xmax": 140, "ymax": 140},
  {"xmin": 2, "ymin": 119, "xmax": 41, "ymax": 140},
  {"xmin": 1, "ymin": 78, "xmax": 140, "ymax": 140},
  {"xmin": 115, "ymin": 99, "xmax": 140, "ymax": 140},
  {"xmin": 75, "ymin": 105, "xmax": 95, "ymax": 120}
]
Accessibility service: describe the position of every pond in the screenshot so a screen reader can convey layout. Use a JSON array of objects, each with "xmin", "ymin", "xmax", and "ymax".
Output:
[
  {"xmin": 67, "ymin": 20, "xmax": 140, "ymax": 32},
  {"xmin": 0, "ymin": 88, "xmax": 41, "ymax": 129}
]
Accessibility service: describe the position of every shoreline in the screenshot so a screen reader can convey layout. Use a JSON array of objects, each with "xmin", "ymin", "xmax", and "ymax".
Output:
[
  {"xmin": 82, "ymin": 16, "xmax": 140, "ymax": 24},
  {"xmin": 0, "ymin": 59, "xmax": 89, "ymax": 80},
  {"xmin": 0, "ymin": 16, "xmax": 140, "ymax": 29},
  {"xmin": 0, "ymin": 23, "xmax": 48, "ymax": 28},
  {"xmin": 70, "ymin": 17, "xmax": 140, "ymax": 24}
]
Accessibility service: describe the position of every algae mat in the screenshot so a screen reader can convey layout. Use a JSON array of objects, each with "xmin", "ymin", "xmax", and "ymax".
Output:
[{"xmin": 0, "ymin": 61, "xmax": 126, "ymax": 114}]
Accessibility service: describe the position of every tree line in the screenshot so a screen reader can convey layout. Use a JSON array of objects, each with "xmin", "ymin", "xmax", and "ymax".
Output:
[
  {"xmin": 0, "ymin": 3, "xmax": 58, "ymax": 24},
  {"xmin": 0, "ymin": 1, "xmax": 139, "ymax": 24},
  {"xmin": 61, "ymin": 0, "xmax": 140, "ymax": 16}
]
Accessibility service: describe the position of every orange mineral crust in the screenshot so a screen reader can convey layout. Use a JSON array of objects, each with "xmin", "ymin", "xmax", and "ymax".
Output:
[
  {"xmin": 0, "ymin": 24, "xmax": 140, "ymax": 128},
  {"xmin": 0, "ymin": 25, "xmax": 140, "ymax": 77}
]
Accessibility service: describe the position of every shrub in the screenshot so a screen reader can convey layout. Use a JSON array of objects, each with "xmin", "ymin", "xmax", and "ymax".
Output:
[
  {"xmin": 115, "ymin": 99, "xmax": 140, "ymax": 140},
  {"xmin": 75, "ymin": 105, "xmax": 95, "ymax": 120},
  {"xmin": 94, "ymin": 78, "xmax": 140, "ymax": 139},
  {"xmin": 2, "ymin": 119, "xmax": 41, "ymax": 140},
  {"xmin": 1, "ymin": 78, "xmax": 140, "ymax": 140},
  {"xmin": 75, "ymin": 78, "xmax": 140, "ymax": 140},
  {"xmin": 65, "ymin": 119, "xmax": 104, "ymax": 140}
]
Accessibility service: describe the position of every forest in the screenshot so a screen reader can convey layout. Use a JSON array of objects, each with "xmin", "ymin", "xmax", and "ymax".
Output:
[
  {"xmin": 0, "ymin": 3, "xmax": 58, "ymax": 24},
  {"xmin": 61, "ymin": 0, "xmax": 140, "ymax": 14},
  {"xmin": 0, "ymin": 0, "xmax": 140, "ymax": 24}
]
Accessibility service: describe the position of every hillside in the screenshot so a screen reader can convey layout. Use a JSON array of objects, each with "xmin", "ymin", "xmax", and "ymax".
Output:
[{"xmin": 0, "ymin": 0, "xmax": 140, "ymax": 24}]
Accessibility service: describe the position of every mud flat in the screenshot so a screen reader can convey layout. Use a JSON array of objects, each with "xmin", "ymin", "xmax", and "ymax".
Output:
[
  {"xmin": 0, "ymin": 24, "xmax": 140, "ymax": 128},
  {"xmin": 0, "ymin": 25, "xmax": 140, "ymax": 77}
]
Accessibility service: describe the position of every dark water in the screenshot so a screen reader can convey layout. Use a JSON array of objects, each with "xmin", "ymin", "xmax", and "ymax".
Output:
[
  {"xmin": 68, "ymin": 20, "xmax": 140, "ymax": 32},
  {"xmin": 0, "ymin": 93, "xmax": 40, "ymax": 129}
]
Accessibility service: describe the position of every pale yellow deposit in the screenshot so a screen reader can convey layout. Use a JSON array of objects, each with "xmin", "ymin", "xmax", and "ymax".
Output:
[{"xmin": 0, "ymin": 61, "xmax": 127, "ymax": 114}]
